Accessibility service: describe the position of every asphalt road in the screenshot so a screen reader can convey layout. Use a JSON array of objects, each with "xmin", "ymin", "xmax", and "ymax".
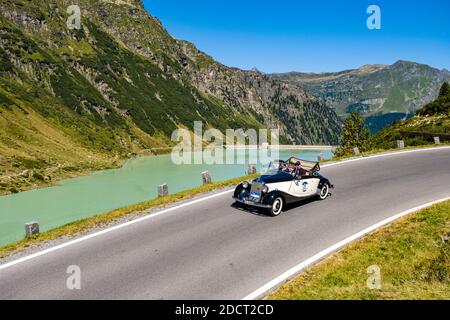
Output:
[{"xmin": 1, "ymin": 148, "xmax": 449, "ymax": 300}]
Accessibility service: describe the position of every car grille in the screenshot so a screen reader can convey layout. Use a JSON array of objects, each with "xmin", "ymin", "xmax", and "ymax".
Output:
[
  {"xmin": 248, "ymin": 182, "xmax": 264, "ymax": 202},
  {"xmin": 250, "ymin": 182, "xmax": 264, "ymax": 194}
]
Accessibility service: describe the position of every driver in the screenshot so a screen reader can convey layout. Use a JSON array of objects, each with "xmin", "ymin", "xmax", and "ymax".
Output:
[{"xmin": 278, "ymin": 161, "xmax": 287, "ymax": 171}]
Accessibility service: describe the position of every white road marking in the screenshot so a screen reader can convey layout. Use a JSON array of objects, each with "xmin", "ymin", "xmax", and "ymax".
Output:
[
  {"xmin": 322, "ymin": 146, "xmax": 450, "ymax": 168},
  {"xmin": 241, "ymin": 196, "xmax": 450, "ymax": 300},
  {"xmin": 1, "ymin": 146, "xmax": 449, "ymax": 272}
]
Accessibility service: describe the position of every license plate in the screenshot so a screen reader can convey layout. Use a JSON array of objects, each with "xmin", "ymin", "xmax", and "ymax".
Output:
[{"xmin": 250, "ymin": 192, "xmax": 261, "ymax": 200}]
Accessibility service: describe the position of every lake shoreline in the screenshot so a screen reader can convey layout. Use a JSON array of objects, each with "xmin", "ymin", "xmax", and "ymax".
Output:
[{"xmin": 0, "ymin": 157, "xmax": 128, "ymax": 197}]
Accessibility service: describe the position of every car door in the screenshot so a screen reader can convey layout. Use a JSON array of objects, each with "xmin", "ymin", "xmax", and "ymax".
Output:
[
  {"xmin": 291, "ymin": 177, "xmax": 320, "ymax": 198},
  {"xmin": 270, "ymin": 181, "xmax": 293, "ymax": 194}
]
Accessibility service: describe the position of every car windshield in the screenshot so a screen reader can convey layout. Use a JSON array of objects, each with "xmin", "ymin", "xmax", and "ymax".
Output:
[
  {"xmin": 267, "ymin": 160, "xmax": 285, "ymax": 172},
  {"xmin": 266, "ymin": 158, "xmax": 320, "ymax": 177}
]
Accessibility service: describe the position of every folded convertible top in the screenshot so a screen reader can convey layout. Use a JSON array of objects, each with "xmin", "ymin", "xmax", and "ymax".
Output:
[{"xmin": 288, "ymin": 157, "xmax": 320, "ymax": 172}]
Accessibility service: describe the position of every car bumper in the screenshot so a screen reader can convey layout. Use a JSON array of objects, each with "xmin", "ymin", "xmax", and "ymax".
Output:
[{"xmin": 233, "ymin": 197, "xmax": 272, "ymax": 209}]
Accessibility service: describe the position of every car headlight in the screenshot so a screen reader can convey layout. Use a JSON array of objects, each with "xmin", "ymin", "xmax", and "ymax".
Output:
[
  {"xmin": 262, "ymin": 185, "xmax": 269, "ymax": 193},
  {"xmin": 242, "ymin": 181, "xmax": 249, "ymax": 189}
]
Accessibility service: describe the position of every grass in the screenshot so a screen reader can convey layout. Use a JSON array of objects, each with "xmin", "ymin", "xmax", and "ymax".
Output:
[
  {"xmin": 381, "ymin": 85, "xmax": 407, "ymax": 113},
  {"xmin": 0, "ymin": 173, "xmax": 257, "ymax": 260},
  {"xmin": 268, "ymin": 200, "xmax": 450, "ymax": 300}
]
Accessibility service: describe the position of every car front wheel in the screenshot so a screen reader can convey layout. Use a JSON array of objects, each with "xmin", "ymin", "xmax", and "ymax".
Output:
[
  {"xmin": 318, "ymin": 184, "xmax": 330, "ymax": 200},
  {"xmin": 268, "ymin": 197, "xmax": 283, "ymax": 216}
]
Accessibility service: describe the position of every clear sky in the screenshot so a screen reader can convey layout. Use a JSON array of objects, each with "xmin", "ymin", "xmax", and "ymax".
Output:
[{"xmin": 142, "ymin": 0, "xmax": 450, "ymax": 73}]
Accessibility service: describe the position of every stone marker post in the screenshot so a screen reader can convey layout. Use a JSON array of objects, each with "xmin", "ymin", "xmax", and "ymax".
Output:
[
  {"xmin": 248, "ymin": 164, "xmax": 257, "ymax": 175},
  {"xmin": 158, "ymin": 183, "xmax": 168, "ymax": 197},
  {"xmin": 352, "ymin": 147, "xmax": 360, "ymax": 155},
  {"xmin": 318, "ymin": 153, "xmax": 325, "ymax": 162},
  {"xmin": 434, "ymin": 136, "xmax": 441, "ymax": 144},
  {"xmin": 25, "ymin": 221, "xmax": 39, "ymax": 238},
  {"xmin": 397, "ymin": 140, "xmax": 405, "ymax": 148},
  {"xmin": 202, "ymin": 171, "xmax": 212, "ymax": 184}
]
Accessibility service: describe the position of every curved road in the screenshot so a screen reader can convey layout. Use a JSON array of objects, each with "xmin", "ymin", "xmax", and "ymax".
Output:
[{"xmin": 1, "ymin": 148, "xmax": 450, "ymax": 299}]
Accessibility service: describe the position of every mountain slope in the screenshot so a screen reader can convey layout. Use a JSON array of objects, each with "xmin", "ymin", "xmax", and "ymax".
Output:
[
  {"xmin": 0, "ymin": 0, "xmax": 341, "ymax": 194},
  {"xmin": 371, "ymin": 82, "xmax": 450, "ymax": 149},
  {"xmin": 271, "ymin": 61, "xmax": 450, "ymax": 132}
]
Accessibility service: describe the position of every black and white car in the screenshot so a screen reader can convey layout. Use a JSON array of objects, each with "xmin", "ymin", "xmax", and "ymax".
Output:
[{"xmin": 233, "ymin": 157, "xmax": 334, "ymax": 216}]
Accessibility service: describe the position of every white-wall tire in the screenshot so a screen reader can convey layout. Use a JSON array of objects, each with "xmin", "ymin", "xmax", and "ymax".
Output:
[
  {"xmin": 318, "ymin": 184, "xmax": 329, "ymax": 200},
  {"xmin": 269, "ymin": 197, "xmax": 283, "ymax": 216}
]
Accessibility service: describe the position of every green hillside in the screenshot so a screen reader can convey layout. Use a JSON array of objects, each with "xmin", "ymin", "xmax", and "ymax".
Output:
[
  {"xmin": 417, "ymin": 82, "xmax": 450, "ymax": 116},
  {"xmin": 332, "ymin": 82, "xmax": 450, "ymax": 157},
  {"xmin": 372, "ymin": 82, "xmax": 450, "ymax": 149}
]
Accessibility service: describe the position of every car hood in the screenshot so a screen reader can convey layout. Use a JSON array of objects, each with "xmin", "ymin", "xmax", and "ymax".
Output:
[{"xmin": 256, "ymin": 171, "xmax": 293, "ymax": 184}]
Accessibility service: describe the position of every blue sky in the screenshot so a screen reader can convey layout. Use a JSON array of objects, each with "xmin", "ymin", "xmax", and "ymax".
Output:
[{"xmin": 143, "ymin": 0, "xmax": 450, "ymax": 73}]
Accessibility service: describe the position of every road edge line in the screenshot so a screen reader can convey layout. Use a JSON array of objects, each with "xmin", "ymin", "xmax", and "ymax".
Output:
[
  {"xmin": 241, "ymin": 196, "xmax": 450, "ymax": 300},
  {"xmin": 322, "ymin": 145, "xmax": 450, "ymax": 168}
]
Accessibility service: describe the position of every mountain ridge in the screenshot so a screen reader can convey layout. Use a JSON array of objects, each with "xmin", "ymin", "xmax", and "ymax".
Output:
[{"xmin": 271, "ymin": 60, "xmax": 450, "ymax": 132}]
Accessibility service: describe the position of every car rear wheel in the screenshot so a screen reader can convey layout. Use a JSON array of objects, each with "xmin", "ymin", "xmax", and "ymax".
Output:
[
  {"xmin": 318, "ymin": 184, "xmax": 330, "ymax": 200},
  {"xmin": 269, "ymin": 197, "xmax": 283, "ymax": 216}
]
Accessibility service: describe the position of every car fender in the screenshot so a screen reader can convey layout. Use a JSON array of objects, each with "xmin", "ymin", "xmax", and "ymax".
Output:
[
  {"xmin": 317, "ymin": 177, "xmax": 334, "ymax": 195},
  {"xmin": 234, "ymin": 183, "xmax": 251, "ymax": 199},
  {"xmin": 234, "ymin": 184, "xmax": 243, "ymax": 198},
  {"xmin": 261, "ymin": 191, "xmax": 278, "ymax": 205}
]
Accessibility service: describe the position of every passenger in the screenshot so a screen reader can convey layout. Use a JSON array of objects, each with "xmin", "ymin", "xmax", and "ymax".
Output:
[
  {"xmin": 294, "ymin": 161, "xmax": 303, "ymax": 178},
  {"xmin": 287, "ymin": 163, "xmax": 296, "ymax": 174}
]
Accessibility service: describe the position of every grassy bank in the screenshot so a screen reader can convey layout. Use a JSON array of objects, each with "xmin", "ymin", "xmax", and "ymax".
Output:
[
  {"xmin": 268, "ymin": 200, "xmax": 450, "ymax": 300},
  {"xmin": 0, "ymin": 173, "xmax": 257, "ymax": 260}
]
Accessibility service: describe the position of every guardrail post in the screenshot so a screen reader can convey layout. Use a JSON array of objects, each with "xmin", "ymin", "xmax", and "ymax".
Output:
[
  {"xmin": 352, "ymin": 147, "xmax": 360, "ymax": 155},
  {"xmin": 158, "ymin": 183, "xmax": 169, "ymax": 197},
  {"xmin": 25, "ymin": 221, "xmax": 39, "ymax": 238},
  {"xmin": 434, "ymin": 136, "xmax": 441, "ymax": 144},
  {"xmin": 202, "ymin": 171, "xmax": 212, "ymax": 184},
  {"xmin": 396, "ymin": 140, "xmax": 405, "ymax": 148},
  {"xmin": 247, "ymin": 164, "xmax": 257, "ymax": 175}
]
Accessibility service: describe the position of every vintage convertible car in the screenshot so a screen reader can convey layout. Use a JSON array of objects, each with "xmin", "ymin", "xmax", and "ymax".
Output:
[{"xmin": 233, "ymin": 157, "xmax": 334, "ymax": 216}]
